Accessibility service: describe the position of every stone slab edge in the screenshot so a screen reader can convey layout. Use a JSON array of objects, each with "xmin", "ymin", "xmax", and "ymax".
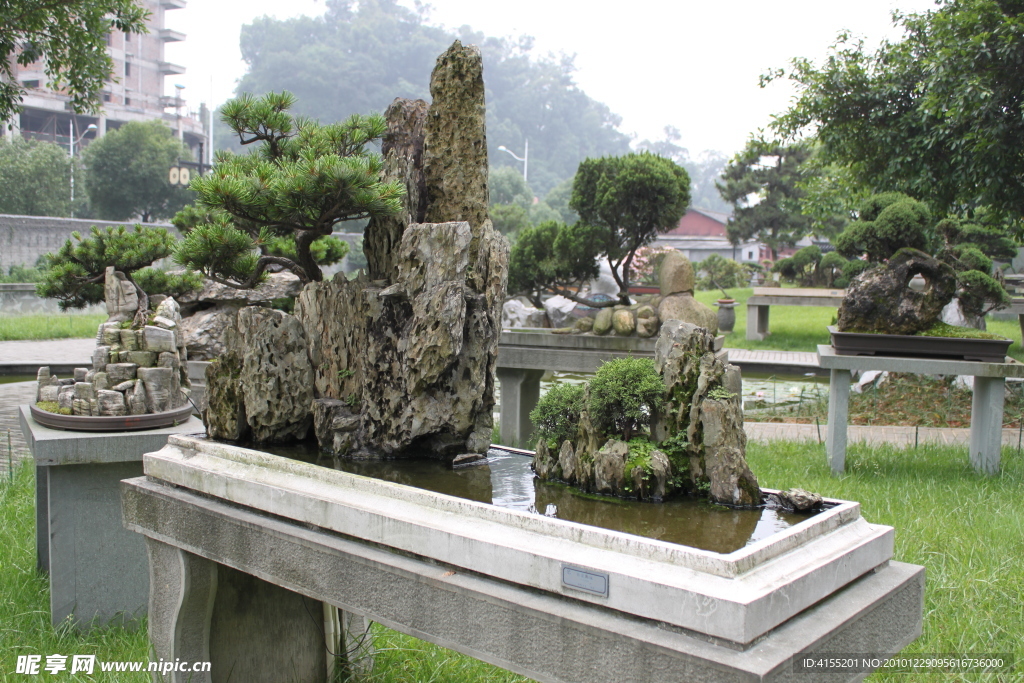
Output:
[
  {"xmin": 122, "ymin": 474, "xmax": 925, "ymax": 683},
  {"xmin": 817, "ymin": 345, "xmax": 1024, "ymax": 377},
  {"xmin": 19, "ymin": 405, "xmax": 205, "ymax": 466},
  {"xmin": 143, "ymin": 437, "xmax": 894, "ymax": 644}
]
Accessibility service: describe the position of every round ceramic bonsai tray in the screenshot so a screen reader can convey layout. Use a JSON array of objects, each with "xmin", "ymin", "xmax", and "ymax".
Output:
[{"xmin": 29, "ymin": 402, "xmax": 194, "ymax": 432}]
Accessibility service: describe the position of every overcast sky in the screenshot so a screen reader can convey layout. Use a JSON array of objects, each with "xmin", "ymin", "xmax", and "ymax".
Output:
[{"xmin": 163, "ymin": 0, "xmax": 938, "ymax": 157}]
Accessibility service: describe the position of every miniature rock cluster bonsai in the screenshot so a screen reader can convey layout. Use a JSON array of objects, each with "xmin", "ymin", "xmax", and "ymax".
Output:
[
  {"xmin": 35, "ymin": 267, "xmax": 192, "ymax": 417},
  {"xmin": 531, "ymin": 321, "xmax": 761, "ymax": 507},
  {"xmin": 833, "ymin": 192, "xmax": 1014, "ymax": 335}
]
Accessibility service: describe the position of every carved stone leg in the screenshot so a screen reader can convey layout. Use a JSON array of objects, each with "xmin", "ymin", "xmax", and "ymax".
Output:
[
  {"xmin": 969, "ymin": 375, "xmax": 1004, "ymax": 475},
  {"xmin": 746, "ymin": 303, "xmax": 769, "ymax": 341},
  {"xmin": 209, "ymin": 564, "xmax": 328, "ymax": 683},
  {"xmin": 146, "ymin": 538, "xmax": 216, "ymax": 683}
]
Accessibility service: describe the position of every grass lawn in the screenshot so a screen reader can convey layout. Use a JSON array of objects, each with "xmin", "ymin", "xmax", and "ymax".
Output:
[
  {"xmin": 747, "ymin": 439, "xmax": 1024, "ymax": 683},
  {"xmin": 2, "ymin": 439, "xmax": 1021, "ymax": 682},
  {"xmin": 693, "ymin": 287, "xmax": 1024, "ymax": 362},
  {"xmin": 0, "ymin": 314, "xmax": 106, "ymax": 342}
]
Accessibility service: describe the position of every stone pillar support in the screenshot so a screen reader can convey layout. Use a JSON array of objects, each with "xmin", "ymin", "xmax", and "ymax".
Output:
[
  {"xmin": 826, "ymin": 367, "xmax": 851, "ymax": 474},
  {"xmin": 496, "ymin": 368, "xmax": 544, "ymax": 448},
  {"xmin": 970, "ymin": 376, "xmax": 1005, "ymax": 474},
  {"xmin": 746, "ymin": 302, "xmax": 769, "ymax": 341}
]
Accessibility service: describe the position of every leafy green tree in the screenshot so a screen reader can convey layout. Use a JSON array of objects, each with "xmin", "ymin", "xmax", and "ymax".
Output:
[
  {"xmin": 768, "ymin": 0, "xmax": 1024, "ymax": 226},
  {"xmin": 833, "ymin": 192, "xmax": 932, "ymax": 263},
  {"xmin": 716, "ymin": 138, "xmax": 813, "ymax": 259},
  {"xmin": 230, "ymin": 0, "xmax": 631, "ymax": 197},
  {"xmin": 0, "ymin": 0, "xmax": 147, "ymax": 123},
  {"xmin": 695, "ymin": 253, "xmax": 750, "ymax": 291},
  {"xmin": 570, "ymin": 152, "xmax": 691, "ymax": 303},
  {"xmin": 530, "ymin": 382, "xmax": 585, "ymax": 449},
  {"xmin": 37, "ymin": 225, "xmax": 201, "ymax": 326},
  {"xmin": 0, "ymin": 139, "xmax": 72, "ymax": 217},
  {"xmin": 174, "ymin": 91, "xmax": 402, "ymax": 287},
  {"xmin": 587, "ymin": 357, "xmax": 663, "ymax": 442},
  {"xmin": 490, "ymin": 204, "xmax": 531, "ymax": 237},
  {"xmin": 82, "ymin": 121, "xmax": 194, "ymax": 223},
  {"xmin": 507, "ymin": 220, "xmax": 602, "ymax": 307},
  {"xmin": 489, "ymin": 166, "xmax": 532, "ymax": 208},
  {"xmin": 543, "ymin": 177, "xmax": 578, "ymax": 224}
]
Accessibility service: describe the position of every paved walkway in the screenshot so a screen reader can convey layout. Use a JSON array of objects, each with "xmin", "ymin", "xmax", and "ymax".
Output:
[{"xmin": 1, "ymin": 340, "xmax": 1018, "ymax": 478}]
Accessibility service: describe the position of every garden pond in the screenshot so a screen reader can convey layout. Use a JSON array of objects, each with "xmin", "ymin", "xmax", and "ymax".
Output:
[{"xmin": 262, "ymin": 440, "xmax": 820, "ymax": 555}]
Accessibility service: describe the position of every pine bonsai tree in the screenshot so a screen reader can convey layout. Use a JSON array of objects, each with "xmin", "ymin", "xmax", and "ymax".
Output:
[
  {"xmin": 173, "ymin": 91, "xmax": 404, "ymax": 287},
  {"xmin": 37, "ymin": 225, "xmax": 202, "ymax": 327}
]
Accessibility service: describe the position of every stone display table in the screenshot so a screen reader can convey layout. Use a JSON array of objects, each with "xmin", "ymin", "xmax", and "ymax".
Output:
[
  {"xmin": 817, "ymin": 346, "xmax": 1024, "ymax": 475},
  {"xmin": 19, "ymin": 405, "xmax": 204, "ymax": 628},
  {"xmin": 747, "ymin": 287, "xmax": 845, "ymax": 341},
  {"xmin": 496, "ymin": 331, "xmax": 724, "ymax": 446},
  {"xmin": 123, "ymin": 435, "xmax": 923, "ymax": 683}
]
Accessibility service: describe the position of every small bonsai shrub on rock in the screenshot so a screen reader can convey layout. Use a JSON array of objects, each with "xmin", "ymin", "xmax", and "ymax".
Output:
[
  {"xmin": 531, "ymin": 322, "xmax": 760, "ymax": 506},
  {"xmin": 530, "ymin": 382, "xmax": 585, "ymax": 449},
  {"xmin": 587, "ymin": 357, "xmax": 663, "ymax": 442}
]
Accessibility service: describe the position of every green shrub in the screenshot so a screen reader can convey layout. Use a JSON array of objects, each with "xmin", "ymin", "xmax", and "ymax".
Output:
[
  {"xmin": 530, "ymin": 382, "xmax": 585, "ymax": 448},
  {"xmin": 696, "ymin": 253, "xmax": 749, "ymax": 290},
  {"xmin": 587, "ymin": 357, "xmax": 663, "ymax": 441}
]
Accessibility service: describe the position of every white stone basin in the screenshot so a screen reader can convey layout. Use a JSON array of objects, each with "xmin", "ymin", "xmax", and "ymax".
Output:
[{"xmin": 144, "ymin": 434, "xmax": 893, "ymax": 646}]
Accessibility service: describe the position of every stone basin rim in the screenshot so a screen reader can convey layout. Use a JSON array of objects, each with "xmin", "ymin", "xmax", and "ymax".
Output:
[
  {"xmin": 29, "ymin": 401, "xmax": 194, "ymax": 432},
  {"xmin": 159, "ymin": 433, "xmax": 864, "ymax": 577}
]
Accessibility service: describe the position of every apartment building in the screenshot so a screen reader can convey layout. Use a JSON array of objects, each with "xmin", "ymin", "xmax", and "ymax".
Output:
[{"xmin": 4, "ymin": 0, "xmax": 209, "ymax": 164}]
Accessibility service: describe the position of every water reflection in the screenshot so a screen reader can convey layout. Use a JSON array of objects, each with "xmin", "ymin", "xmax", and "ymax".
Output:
[{"xmin": 264, "ymin": 441, "xmax": 814, "ymax": 555}]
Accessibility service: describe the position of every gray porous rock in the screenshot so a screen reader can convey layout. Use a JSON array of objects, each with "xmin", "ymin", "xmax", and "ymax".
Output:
[
  {"xmin": 837, "ymin": 248, "xmax": 957, "ymax": 335},
  {"xmin": 296, "ymin": 41, "xmax": 507, "ymax": 459},
  {"xmin": 658, "ymin": 293, "xmax": 718, "ymax": 335},
  {"xmin": 659, "ymin": 250, "xmax": 695, "ymax": 297}
]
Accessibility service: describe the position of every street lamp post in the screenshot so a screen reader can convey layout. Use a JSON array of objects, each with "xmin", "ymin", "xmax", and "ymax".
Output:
[
  {"xmin": 497, "ymin": 139, "xmax": 528, "ymax": 184},
  {"xmin": 69, "ymin": 121, "xmax": 98, "ymax": 217}
]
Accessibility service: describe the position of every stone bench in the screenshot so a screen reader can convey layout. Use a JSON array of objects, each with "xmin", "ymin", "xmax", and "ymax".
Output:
[{"xmin": 746, "ymin": 287, "xmax": 845, "ymax": 341}]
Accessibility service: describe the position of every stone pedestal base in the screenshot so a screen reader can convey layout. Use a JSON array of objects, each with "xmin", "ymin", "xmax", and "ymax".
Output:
[{"xmin": 19, "ymin": 405, "xmax": 204, "ymax": 628}]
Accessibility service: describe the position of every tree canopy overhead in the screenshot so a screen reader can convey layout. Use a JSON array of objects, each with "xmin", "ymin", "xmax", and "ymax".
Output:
[
  {"xmin": 230, "ymin": 0, "xmax": 631, "ymax": 197},
  {"xmin": 767, "ymin": 0, "xmax": 1024, "ymax": 224},
  {"xmin": 82, "ymin": 120, "xmax": 194, "ymax": 223},
  {"xmin": 1, "ymin": 0, "xmax": 148, "ymax": 123}
]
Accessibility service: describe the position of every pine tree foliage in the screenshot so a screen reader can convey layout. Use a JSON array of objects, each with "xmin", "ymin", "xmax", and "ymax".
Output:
[
  {"xmin": 37, "ymin": 225, "xmax": 202, "ymax": 324},
  {"xmin": 716, "ymin": 138, "xmax": 813, "ymax": 260},
  {"xmin": 174, "ymin": 91, "xmax": 402, "ymax": 287}
]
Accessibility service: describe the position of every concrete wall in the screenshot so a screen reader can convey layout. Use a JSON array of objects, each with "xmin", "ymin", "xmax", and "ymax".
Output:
[
  {"xmin": 0, "ymin": 284, "xmax": 105, "ymax": 315},
  {"xmin": 0, "ymin": 214, "xmax": 178, "ymax": 274}
]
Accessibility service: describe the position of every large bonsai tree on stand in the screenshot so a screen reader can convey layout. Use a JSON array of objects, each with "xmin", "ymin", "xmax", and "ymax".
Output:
[{"xmin": 173, "ymin": 91, "xmax": 404, "ymax": 287}]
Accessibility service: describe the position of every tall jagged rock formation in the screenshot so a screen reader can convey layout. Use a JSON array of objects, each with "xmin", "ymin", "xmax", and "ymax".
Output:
[{"xmin": 293, "ymin": 40, "xmax": 509, "ymax": 458}]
